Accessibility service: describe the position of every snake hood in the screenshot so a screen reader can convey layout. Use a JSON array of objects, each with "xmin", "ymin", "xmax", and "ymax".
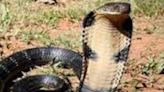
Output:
[
  {"xmin": 82, "ymin": 2, "xmax": 132, "ymax": 38},
  {"xmin": 80, "ymin": 2, "xmax": 132, "ymax": 92},
  {"xmin": 95, "ymin": 2, "xmax": 130, "ymax": 15}
]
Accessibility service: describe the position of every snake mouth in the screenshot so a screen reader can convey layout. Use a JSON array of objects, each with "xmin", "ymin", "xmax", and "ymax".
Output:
[{"xmin": 95, "ymin": 2, "xmax": 131, "ymax": 15}]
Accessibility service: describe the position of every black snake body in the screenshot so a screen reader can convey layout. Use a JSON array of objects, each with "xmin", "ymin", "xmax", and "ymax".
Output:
[
  {"xmin": 13, "ymin": 75, "xmax": 70, "ymax": 92},
  {"xmin": 0, "ymin": 47, "xmax": 82, "ymax": 92}
]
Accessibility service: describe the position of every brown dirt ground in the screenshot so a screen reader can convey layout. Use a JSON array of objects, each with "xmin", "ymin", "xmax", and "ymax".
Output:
[{"xmin": 121, "ymin": 16, "xmax": 164, "ymax": 92}]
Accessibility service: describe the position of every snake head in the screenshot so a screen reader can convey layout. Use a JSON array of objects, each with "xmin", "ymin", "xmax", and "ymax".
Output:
[{"xmin": 95, "ymin": 2, "xmax": 130, "ymax": 15}]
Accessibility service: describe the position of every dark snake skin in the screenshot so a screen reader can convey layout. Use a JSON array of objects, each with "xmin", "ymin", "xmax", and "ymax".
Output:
[
  {"xmin": 0, "ymin": 47, "xmax": 82, "ymax": 92},
  {"xmin": 13, "ymin": 75, "xmax": 70, "ymax": 92}
]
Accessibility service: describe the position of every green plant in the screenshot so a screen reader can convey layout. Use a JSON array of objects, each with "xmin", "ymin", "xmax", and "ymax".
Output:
[
  {"xmin": 155, "ymin": 53, "xmax": 164, "ymax": 74},
  {"xmin": 66, "ymin": 7, "xmax": 83, "ymax": 22},
  {"xmin": 142, "ymin": 53, "xmax": 164, "ymax": 75},
  {"xmin": 37, "ymin": 10, "xmax": 65, "ymax": 27},
  {"xmin": 0, "ymin": 4, "xmax": 12, "ymax": 32},
  {"xmin": 133, "ymin": 0, "xmax": 164, "ymax": 16},
  {"xmin": 53, "ymin": 36, "xmax": 79, "ymax": 49},
  {"xmin": 20, "ymin": 30, "xmax": 53, "ymax": 45},
  {"xmin": 142, "ymin": 57, "xmax": 157, "ymax": 75}
]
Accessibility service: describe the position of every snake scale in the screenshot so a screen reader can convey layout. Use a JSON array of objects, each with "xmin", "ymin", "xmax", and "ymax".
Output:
[
  {"xmin": 0, "ymin": 2, "xmax": 132, "ymax": 92},
  {"xmin": 0, "ymin": 47, "xmax": 82, "ymax": 92},
  {"xmin": 13, "ymin": 75, "xmax": 71, "ymax": 92}
]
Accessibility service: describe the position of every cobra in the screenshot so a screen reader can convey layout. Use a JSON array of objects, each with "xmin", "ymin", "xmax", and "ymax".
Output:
[{"xmin": 80, "ymin": 2, "xmax": 132, "ymax": 92}]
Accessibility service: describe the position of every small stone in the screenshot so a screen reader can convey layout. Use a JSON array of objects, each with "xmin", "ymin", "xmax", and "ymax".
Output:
[{"xmin": 136, "ymin": 83, "xmax": 144, "ymax": 88}]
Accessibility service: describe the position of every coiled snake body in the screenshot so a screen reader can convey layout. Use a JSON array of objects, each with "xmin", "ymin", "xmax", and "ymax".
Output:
[
  {"xmin": 0, "ymin": 2, "xmax": 132, "ymax": 92},
  {"xmin": 0, "ymin": 47, "xmax": 82, "ymax": 92},
  {"xmin": 13, "ymin": 75, "xmax": 70, "ymax": 92}
]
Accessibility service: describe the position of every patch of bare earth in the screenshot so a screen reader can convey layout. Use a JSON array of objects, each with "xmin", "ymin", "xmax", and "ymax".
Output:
[
  {"xmin": 129, "ymin": 33, "xmax": 164, "ymax": 63},
  {"xmin": 121, "ymin": 15, "xmax": 164, "ymax": 92}
]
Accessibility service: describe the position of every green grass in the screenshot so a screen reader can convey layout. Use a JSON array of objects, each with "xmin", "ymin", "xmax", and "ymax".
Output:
[
  {"xmin": 37, "ymin": 10, "xmax": 65, "ymax": 27},
  {"xmin": 133, "ymin": 0, "xmax": 164, "ymax": 17},
  {"xmin": 19, "ymin": 30, "xmax": 52, "ymax": 45},
  {"xmin": 0, "ymin": 4, "xmax": 12, "ymax": 32},
  {"xmin": 0, "ymin": 0, "xmax": 110, "ymax": 47},
  {"xmin": 122, "ymin": 52, "xmax": 164, "ymax": 91},
  {"xmin": 53, "ymin": 35, "xmax": 81, "ymax": 49},
  {"xmin": 142, "ymin": 53, "xmax": 164, "ymax": 75},
  {"xmin": 0, "ymin": 0, "xmax": 163, "ymax": 47}
]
